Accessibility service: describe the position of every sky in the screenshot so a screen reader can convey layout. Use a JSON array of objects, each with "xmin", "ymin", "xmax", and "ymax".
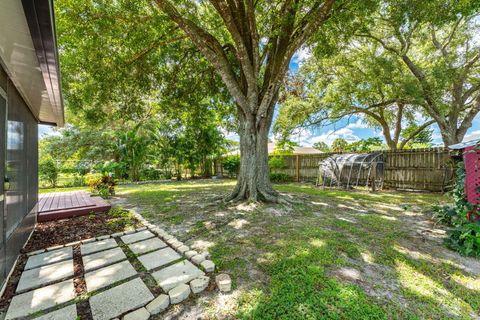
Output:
[{"xmin": 41, "ymin": 48, "xmax": 480, "ymax": 147}]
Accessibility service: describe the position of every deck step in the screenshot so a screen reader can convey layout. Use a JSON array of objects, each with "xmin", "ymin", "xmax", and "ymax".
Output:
[{"xmin": 38, "ymin": 191, "xmax": 111, "ymax": 222}]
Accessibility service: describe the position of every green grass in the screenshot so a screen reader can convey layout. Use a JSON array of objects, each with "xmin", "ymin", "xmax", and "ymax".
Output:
[
  {"xmin": 39, "ymin": 186, "xmax": 88, "ymax": 194},
  {"xmin": 114, "ymin": 180, "xmax": 477, "ymax": 319}
]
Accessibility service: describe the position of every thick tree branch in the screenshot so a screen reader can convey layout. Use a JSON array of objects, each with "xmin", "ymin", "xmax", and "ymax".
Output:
[
  {"xmin": 155, "ymin": 0, "xmax": 249, "ymax": 112},
  {"xmin": 210, "ymin": 0, "xmax": 258, "ymax": 98}
]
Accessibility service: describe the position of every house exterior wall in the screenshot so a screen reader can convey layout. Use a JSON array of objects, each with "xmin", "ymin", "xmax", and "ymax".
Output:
[{"xmin": 0, "ymin": 63, "xmax": 38, "ymax": 289}]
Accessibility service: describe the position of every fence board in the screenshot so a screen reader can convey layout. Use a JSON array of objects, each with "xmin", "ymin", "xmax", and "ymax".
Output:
[{"xmin": 216, "ymin": 147, "xmax": 456, "ymax": 192}]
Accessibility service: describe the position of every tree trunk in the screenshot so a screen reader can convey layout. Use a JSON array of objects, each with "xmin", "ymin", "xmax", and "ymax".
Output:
[
  {"xmin": 226, "ymin": 111, "xmax": 279, "ymax": 202},
  {"xmin": 439, "ymin": 126, "xmax": 462, "ymax": 147}
]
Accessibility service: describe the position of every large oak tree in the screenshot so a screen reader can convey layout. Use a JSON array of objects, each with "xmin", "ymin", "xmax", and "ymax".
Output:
[{"xmin": 153, "ymin": 0, "xmax": 363, "ymax": 202}]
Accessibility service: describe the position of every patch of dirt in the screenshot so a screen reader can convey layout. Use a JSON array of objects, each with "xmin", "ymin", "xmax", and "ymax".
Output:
[{"xmin": 0, "ymin": 254, "xmax": 26, "ymax": 310}]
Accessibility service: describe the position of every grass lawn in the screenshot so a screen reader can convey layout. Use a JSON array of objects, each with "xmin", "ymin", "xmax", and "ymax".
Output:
[
  {"xmin": 110, "ymin": 180, "xmax": 478, "ymax": 319},
  {"xmin": 39, "ymin": 186, "xmax": 88, "ymax": 194}
]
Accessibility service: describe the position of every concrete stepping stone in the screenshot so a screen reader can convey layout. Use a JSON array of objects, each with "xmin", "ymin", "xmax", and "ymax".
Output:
[
  {"xmin": 128, "ymin": 237, "xmax": 167, "ymax": 255},
  {"xmin": 137, "ymin": 247, "xmax": 181, "ymax": 271},
  {"xmin": 121, "ymin": 230, "xmax": 155, "ymax": 244},
  {"xmin": 5, "ymin": 279, "xmax": 75, "ymax": 320},
  {"xmin": 81, "ymin": 238, "xmax": 118, "ymax": 255},
  {"xmin": 190, "ymin": 276, "xmax": 210, "ymax": 294},
  {"xmin": 35, "ymin": 304, "xmax": 77, "ymax": 320},
  {"xmin": 123, "ymin": 307, "xmax": 150, "ymax": 320},
  {"xmin": 146, "ymin": 294, "xmax": 169, "ymax": 315},
  {"xmin": 16, "ymin": 259, "xmax": 74, "ymax": 293},
  {"xmin": 89, "ymin": 278, "xmax": 154, "ymax": 320},
  {"xmin": 83, "ymin": 247, "xmax": 127, "ymax": 272},
  {"xmin": 169, "ymin": 283, "xmax": 191, "ymax": 304},
  {"xmin": 200, "ymin": 260, "xmax": 215, "ymax": 272},
  {"xmin": 151, "ymin": 260, "xmax": 205, "ymax": 291},
  {"xmin": 85, "ymin": 260, "xmax": 138, "ymax": 292},
  {"xmin": 24, "ymin": 247, "xmax": 72, "ymax": 270}
]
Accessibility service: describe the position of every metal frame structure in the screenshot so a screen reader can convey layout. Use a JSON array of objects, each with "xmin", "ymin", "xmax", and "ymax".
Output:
[{"xmin": 316, "ymin": 153, "xmax": 384, "ymax": 191}]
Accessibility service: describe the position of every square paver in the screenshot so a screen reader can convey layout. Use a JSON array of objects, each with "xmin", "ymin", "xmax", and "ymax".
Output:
[
  {"xmin": 85, "ymin": 260, "xmax": 138, "ymax": 292},
  {"xmin": 137, "ymin": 247, "xmax": 181, "ymax": 271},
  {"xmin": 89, "ymin": 278, "xmax": 154, "ymax": 320},
  {"xmin": 5, "ymin": 279, "xmax": 75, "ymax": 320},
  {"xmin": 128, "ymin": 237, "xmax": 167, "ymax": 255},
  {"xmin": 81, "ymin": 238, "xmax": 118, "ymax": 256},
  {"xmin": 82, "ymin": 247, "xmax": 127, "ymax": 272},
  {"xmin": 24, "ymin": 247, "xmax": 73, "ymax": 270},
  {"xmin": 151, "ymin": 260, "xmax": 205, "ymax": 291},
  {"xmin": 17, "ymin": 259, "xmax": 74, "ymax": 293},
  {"xmin": 120, "ymin": 230, "xmax": 155, "ymax": 244},
  {"xmin": 35, "ymin": 304, "xmax": 77, "ymax": 320}
]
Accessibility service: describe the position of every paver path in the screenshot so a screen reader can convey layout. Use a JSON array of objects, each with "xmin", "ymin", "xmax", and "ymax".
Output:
[{"xmin": 5, "ymin": 222, "xmax": 216, "ymax": 320}]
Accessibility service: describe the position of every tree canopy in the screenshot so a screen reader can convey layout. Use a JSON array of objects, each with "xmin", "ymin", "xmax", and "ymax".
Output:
[{"xmin": 276, "ymin": 0, "xmax": 480, "ymax": 148}]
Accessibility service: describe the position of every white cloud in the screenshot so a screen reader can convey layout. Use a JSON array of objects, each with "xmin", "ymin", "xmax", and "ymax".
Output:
[
  {"xmin": 220, "ymin": 128, "xmax": 240, "ymax": 141},
  {"xmin": 290, "ymin": 127, "xmax": 360, "ymax": 147},
  {"xmin": 345, "ymin": 119, "xmax": 369, "ymax": 129},
  {"xmin": 463, "ymin": 130, "xmax": 480, "ymax": 142},
  {"xmin": 291, "ymin": 47, "xmax": 312, "ymax": 68}
]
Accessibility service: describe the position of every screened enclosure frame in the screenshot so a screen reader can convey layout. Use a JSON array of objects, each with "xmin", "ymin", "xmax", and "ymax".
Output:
[{"xmin": 316, "ymin": 153, "xmax": 384, "ymax": 191}]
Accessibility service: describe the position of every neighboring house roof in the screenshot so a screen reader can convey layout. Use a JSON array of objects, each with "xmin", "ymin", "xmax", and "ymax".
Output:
[
  {"xmin": 0, "ymin": 0, "xmax": 64, "ymax": 126},
  {"xmin": 226, "ymin": 142, "xmax": 323, "ymax": 156},
  {"xmin": 449, "ymin": 139, "xmax": 480, "ymax": 150}
]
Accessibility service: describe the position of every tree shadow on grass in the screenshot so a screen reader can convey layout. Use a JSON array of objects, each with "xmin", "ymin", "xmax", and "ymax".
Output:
[{"xmin": 233, "ymin": 209, "xmax": 480, "ymax": 320}]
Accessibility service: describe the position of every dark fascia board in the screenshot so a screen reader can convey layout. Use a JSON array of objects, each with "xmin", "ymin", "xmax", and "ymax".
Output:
[{"xmin": 21, "ymin": 0, "xmax": 65, "ymax": 127}]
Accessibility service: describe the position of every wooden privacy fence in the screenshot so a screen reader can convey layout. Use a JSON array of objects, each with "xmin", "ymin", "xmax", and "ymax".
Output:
[{"xmin": 215, "ymin": 147, "xmax": 457, "ymax": 192}]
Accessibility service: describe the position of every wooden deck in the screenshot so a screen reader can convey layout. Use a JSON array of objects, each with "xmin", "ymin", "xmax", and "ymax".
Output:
[{"xmin": 38, "ymin": 191, "xmax": 111, "ymax": 222}]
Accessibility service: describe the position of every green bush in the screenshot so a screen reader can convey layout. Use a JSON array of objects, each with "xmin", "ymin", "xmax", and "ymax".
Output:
[
  {"xmin": 85, "ymin": 173, "xmax": 116, "ymax": 198},
  {"xmin": 140, "ymin": 167, "xmax": 162, "ymax": 180},
  {"xmin": 431, "ymin": 162, "xmax": 480, "ymax": 256},
  {"xmin": 268, "ymin": 156, "xmax": 287, "ymax": 173},
  {"xmin": 95, "ymin": 161, "xmax": 127, "ymax": 179},
  {"xmin": 223, "ymin": 155, "xmax": 240, "ymax": 177},
  {"xmin": 39, "ymin": 157, "xmax": 59, "ymax": 187},
  {"xmin": 446, "ymin": 223, "xmax": 480, "ymax": 257},
  {"xmin": 270, "ymin": 172, "xmax": 290, "ymax": 182}
]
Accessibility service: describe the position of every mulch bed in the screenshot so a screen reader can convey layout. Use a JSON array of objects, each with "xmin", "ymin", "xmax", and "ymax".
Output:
[
  {"xmin": 24, "ymin": 211, "xmax": 142, "ymax": 252},
  {"xmin": 0, "ymin": 210, "xmax": 143, "ymax": 314}
]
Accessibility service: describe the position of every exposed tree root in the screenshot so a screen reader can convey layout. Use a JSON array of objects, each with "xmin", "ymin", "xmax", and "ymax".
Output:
[{"xmin": 223, "ymin": 182, "xmax": 289, "ymax": 204}]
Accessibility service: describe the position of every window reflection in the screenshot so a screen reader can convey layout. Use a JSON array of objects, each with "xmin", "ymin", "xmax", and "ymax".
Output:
[
  {"xmin": 6, "ymin": 120, "xmax": 24, "ymax": 237},
  {"xmin": 7, "ymin": 121, "xmax": 23, "ymax": 151}
]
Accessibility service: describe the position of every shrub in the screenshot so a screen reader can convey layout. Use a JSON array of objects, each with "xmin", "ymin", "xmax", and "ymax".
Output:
[
  {"xmin": 39, "ymin": 157, "xmax": 58, "ymax": 187},
  {"xmin": 140, "ymin": 167, "xmax": 162, "ymax": 180},
  {"xmin": 268, "ymin": 156, "xmax": 287, "ymax": 174},
  {"xmin": 431, "ymin": 162, "xmax": 480, "ymax": 256},
  {"xmin": 95, "ymin": 161, "xmax": 127, "ymax": 179},
  {"xmin": 75, "ymin": 162, "xmax": 91, "ymax": 176},
  {"xmin": 270, "ymin": 172, "xmax": 290, "ymax": 182},
  {"xmin": 446, "ymin": 223, "xmax": 480, "ymax": 257},
  {"xmin": 85, "ymin": 173, "xmax": 116, "ymax": 198},
  {"xmin": 223, "ymin": 155, "xmax": 240, "ymax": 177}
]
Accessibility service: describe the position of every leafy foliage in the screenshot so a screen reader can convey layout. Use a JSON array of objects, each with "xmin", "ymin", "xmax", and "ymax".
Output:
[
  {"xmin": 85, "ymin": 173, "xmax": 116, "ymax": 199},
  {"xmin": 268, "ymin": 156, "xmax": 287, "ymax": 174},
  {"xmin": 222, "ymin": 155, "xmax": 240, "ymax": 178},
  {"xmin": 39, "ymin": 157, "xmax": 59, "ymax": 188},
  {"xmin": 331, "ymin": 138, "xmax": 349, "ymax": 152},
  {"xmin": 432, "ymin": 162, "xmax": 480, "ymax": 256},
  {"xmin": 446, "ymin": 223, "xmax": 480, "ymax": 257},
  {"xmin": 269, "ymin": 173, "xmax": 290, "ymax": 182},
  {"xmin": 275, "ymin": 0, "xmax": 480, "ymax": 147}
]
